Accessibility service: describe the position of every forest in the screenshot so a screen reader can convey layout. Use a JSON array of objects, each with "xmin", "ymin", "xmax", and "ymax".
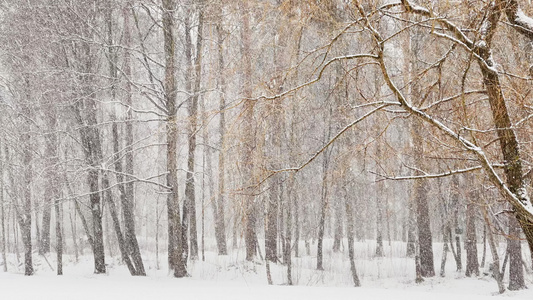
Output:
[{"xmin": 0, "ymin": 0, "xmax": 533, "ymax": 298}]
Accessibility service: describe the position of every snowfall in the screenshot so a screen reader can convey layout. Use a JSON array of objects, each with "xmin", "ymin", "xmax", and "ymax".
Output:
[{"xmin": 3, "ymin": 239, "xmax": 533, "ymax": 300}]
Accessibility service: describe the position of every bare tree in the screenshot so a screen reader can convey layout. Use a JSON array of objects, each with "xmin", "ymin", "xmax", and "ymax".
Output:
[{"xmin": 162, "ymin": 0, "xmax": 187, "ymax": 277}]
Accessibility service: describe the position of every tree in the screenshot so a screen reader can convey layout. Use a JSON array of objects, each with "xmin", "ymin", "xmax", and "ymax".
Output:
[
  {"xmin": 465, "ymin": 181, "xmax": 479, "ymax": 277},
  {"xmin": 240, "ymin": 0, "xmax": 258, "ymax": 262},
  {"xmin": 213, "ymin": 6, "xmax": 228, "ymax": 256},
  {"xmin": 162, "ymin": 0, "xmax": 187, "ymax": 277}
]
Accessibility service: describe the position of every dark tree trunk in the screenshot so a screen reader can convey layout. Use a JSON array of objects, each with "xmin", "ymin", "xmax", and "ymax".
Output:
[
  {"xmin": 69, "ymin": 39, "xmax": 107, "ymax": 273},
  {"xmin": 55, "ymin": 197, "xmax": 63, "ymax": 275},
  {"xmin": 265, "ymin": 179, "xmax": 279, "ymax": 263},
  {"xmin": 120, "ymin": 2, "xmax": 146, "ymax": 276},
  {"xmin": 183, "ymin": 1, "xmax": 203, "ymax": 261},
  {"xmin": 317, "ymin": 154, "xmax": 329, "ymax": 271},
  {"xmin": 40, "ymin": 106, "xmax": 59, "ymax": 255},
  {"xmin": 111, "ymin": 120, "xmax": 145, "ymax": 276},
  {"xmin": 406, "ymin": 30, "xmax": 433, "ymax": 274},
  {"xmin": 465, "ymin": 195, "xmax": 479, "ymax": 277},
  {"xmin": 285, "ymin": 178, "xmax": 293, "ymax": 285},
  {"xmin": 20, "ymin": 93, "xmax": 33, "ymax": 276},
  {"xmin": 162, "ymin": 0, "xmax": 186, "ymax": 277},
  {"xmin": 102, "ymin": 172, "xmax": 136, "ymax": 275},
  {"xmin": 332, "ymin": 190, "xmax": 343, "ymax": 253},
  {"xmin": 293, "ymin": 192, "xmax": 300, "ymax": 258},
  {"xmin": 375, "ymin": 195, "xmax": 384, "ymax": 257},
  {"xmin": 375, "ymin": 142, "xmax": 384, "ymax": 257},
  {"xmin": 415, "ymin": 239, "xmax": 424, "ymax": 283},
  {"xmin": 411, "ymin": 119, "xmax": 434, "ymax": 277},
  {"xmin": 74, "ymin": 100, "xmax": 106, "ymax": 274},
  {"xmin": 450, "ymin": 177, "xmax": 462, "ymax": 272},
  {"xmin": 406, "ymin": 200, "xmax": 416, "ymax": 257},
  {"xmin": 40, "ymin": 201, "xmax": 51, "ymax": 254},
  {"xmin": 508, "ymin": 216, "xmax": 525, "ymax": 290},
  {"xmin": 88, "ymin": 168, "xmax": 106, "ymax": 274}
]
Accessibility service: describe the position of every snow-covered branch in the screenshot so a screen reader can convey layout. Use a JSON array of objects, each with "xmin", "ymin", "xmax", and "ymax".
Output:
[{"xmin": 372, "ymin": 165, "xmax": 505, "ymax": 182}]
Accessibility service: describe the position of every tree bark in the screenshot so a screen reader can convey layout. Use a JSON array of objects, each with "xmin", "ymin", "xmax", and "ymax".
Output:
[
  {"xmin": 55, "ymin": 196, "xmax": 63, "ymax": 275},
  {"xmin": 465, "ymin": 190, "xmax": 479, "ymax": 277},
  {"xmin": 317, "ymin": 152, "xmax": 329, "ymax": 271},
  {"xmin": 265, "ymin": 178, "xmax": 279, "ymax": 263},
  {"xmin": 507, "ymin": 216, "xmax": 525, "ymax": 290},
  {"xmin": 241, "ymin": 1, "xmax": 257, "ymax": 262},
  {"xmin": 345, "ymin": 187, "xmax": 361, "ymax": 287},
  {"xmin": 102, "ymin": 171, "xmax": 136, "ymax": 275},
  {"xmin": 411, "ymin": 119, "xmax": 434, "ymax": 277},
  {"xmin": 0, "ymin": 143, "xmax": 6, "ymax": 272},
  {"xmin": 439, "ymin": 224, "xmax": 449, "ymax": 277},
  {"xmin": 162, "ymin": 0, "xmax": 186, "ymax": 277},
  {"xmin": 333, "ymin": 183, "xmax": 343, "ymax": 253},
  {"xmin": 285, "ymin": 176, "xmax": 293, "ymax": 285},
  {"xmin": 122, "ymin": 2, "xmax": 146, "ymax": 276},
  {"xmin": 406, "ymin": 199, "xmax": 416, "ymax": 257},
  {"xmin": 214, "ymin": 19, "xmax": 228, "ymax": 256},
  {"xmin": 20, "ymin": 87, "xmax": 33, "ymax": 276},
  {"xmin": 183, "ymin": 1, "xmax": 203, "ymax": 261},
  {"xmin": 481, "ymin": 204, "xmax": 505, "ymax": 293},
  {"xmin": 375, "ymin": 148, "xmax": 384, "ymax": 257}
]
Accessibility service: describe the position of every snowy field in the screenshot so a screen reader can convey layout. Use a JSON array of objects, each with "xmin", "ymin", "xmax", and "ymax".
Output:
[{"xmin": 3, "ymin": 239, "xmax": 533, "ymax": 300}]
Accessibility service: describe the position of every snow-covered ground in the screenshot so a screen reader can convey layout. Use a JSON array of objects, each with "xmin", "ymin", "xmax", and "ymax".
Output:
[{"xmin": 3, "ymin": 239, "xmax": 533, "ymax": 299}]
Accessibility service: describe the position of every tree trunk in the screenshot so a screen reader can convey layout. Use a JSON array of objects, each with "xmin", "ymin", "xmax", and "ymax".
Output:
[
  {"xmin": 40, "ymin": 105, "xmax": 60, "ymax": 256},
  {"xmin": 69, "ymin": 209, "xmax": 79, "ymax": 263},
  {"xmin": 293, "ymin": 192, "xmax": 300, "ymax": 258},
  {"xmin": 476, "ymin": 2, "xmax": 533, "ymax": 276},
  {"xmin": 345, "ymin": 187, "xmax": 361, "ymax": 287},
  {"xmin": 465, "ymin": 194, "xmax": 479, "ymax": 277},
  {"xmin": 317, "ymin": 153, "xmax": 329, "ymax": 271},
  {"xmin": 450, "ymin": 177, "xmax": 462, "ymax": 272},
  {"xmin": 20, "ymin": 94, "xmax": 33, "ymax": 276},
  {"xmin": 332, "ymin": 189, "xmax": 343, "ymax": 253},
  {"xmin": 481, "ymin": 204, "xmax": 505, "ymax": 293},
  {"xmin": 0, "ymin": 144, "xmax": 6, "ymax": 272},
  {"xmin": 481, "ymin": 225, "xmax": 487, "ymax": 268},
  {"xmin": 65, "ymin": 173, "xmax": 94, "ymax": 253},
  {"xmin": 411, "ymin": 119, "xmax": 434, "ymax": 277},
  {"xmin": 102, "ymin": 171, "xmax": 136, "ymax": 275},
  {"xmin": 285, "ymin": 176, "xmax": 293, "ymax": 285},
  {"xmin": 79, "ymin": 115, "xmax": 106, "ymax": 274},
  {"xmin": 440, "ymin": 227, "xmax": 449, "ymax": 277},
  {"xmin": 40, "ymin": 199, "xmax": 51, "ymax": 254},
  {"xmin": 265, "ymin": 178, "xmax": 279, "ymax": 263},
  {"xmin": 214, "ymin": 20, "xmax": 228, "ymax": 256},
  {"xmin": 507, "ymin": 216, "xmax": 525, "ymax": 290},
  {"xmin": 406, "ymin": 199, "xmax": 416, "ymax": 257},
  {"xmin": 121, "ymin": 2, "xmax": 146, "ymax": 276},
  {"xmin": 375, "ymin": 184, "xmax": 384, "ymax": 257},
  {"xmin": 55, "ymin": 196, "xmax": 63, "ymax": 275},
  {"xmin": 183, "ymin": 0, "xmax": 203, "ymax": 262},
  {"xmin": 241, "ymin": 1, "xmax": 257, "ymax": 262},
  {"xmin": 162, "ymin": 0, "xmax": 186, "ymax": 277}
]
